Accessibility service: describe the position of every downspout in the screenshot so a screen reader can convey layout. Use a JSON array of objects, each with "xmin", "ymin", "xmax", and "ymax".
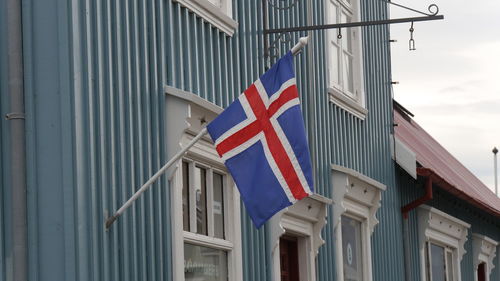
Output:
[
  {"xmin": 6, "ymin": 0, "xmax": 27, "ymax": 279},
  {"xmin": 401, "ymin": 175, "xmax": 433, "ymax": 281}
]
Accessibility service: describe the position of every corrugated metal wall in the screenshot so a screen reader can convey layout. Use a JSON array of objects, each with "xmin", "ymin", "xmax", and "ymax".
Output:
[
  {"xmin": 1, "ymin": 0, "xmax": 405, "ymax": 279},
  {"xmin": 398, "ymin": 167, "xmax": 500, "ymax": 281}
]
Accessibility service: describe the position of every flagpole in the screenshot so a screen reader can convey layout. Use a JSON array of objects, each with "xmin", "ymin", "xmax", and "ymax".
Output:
[
  {"xmin": 105, "ymin": 37, "xmax": 309, "ymax": 230},
  {"xmin": 105, "ymin": 127, "xmax": 208, "ymax": 229}
]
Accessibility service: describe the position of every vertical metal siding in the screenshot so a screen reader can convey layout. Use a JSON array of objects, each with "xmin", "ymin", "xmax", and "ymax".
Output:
[
  {"xmin": 6, "ymin": 0, "xmax": 420, "ymax": 280},
  {"xmin": 399, "ymin": 167, "xmax": 500, "ymax": 281}
]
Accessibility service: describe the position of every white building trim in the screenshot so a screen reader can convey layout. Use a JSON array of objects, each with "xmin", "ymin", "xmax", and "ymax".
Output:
[
  {"xmin": 172, "ymin": 0, "xmax": 238, "ymax": 36},
  {"xmin": 331, "ymin": 165, "xmax": 386, "ymax": 281},
  {"xmin": 418, "ymin": 205, "xmax": 470, "ymax": 281},
  {"xmin": 166, "ymin": 87, "xmax": 243, "ymax": 281},
  {"xmin": 269, "ymin": 194, "xmax": 332, "ymax": 281},
  {"xmin": 472, "ymin": 233, "xmax": 498, "ymax": 281}
]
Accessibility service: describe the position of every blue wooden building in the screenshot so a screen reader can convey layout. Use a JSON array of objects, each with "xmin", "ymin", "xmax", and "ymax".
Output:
[{"xmin": 1, "ymin": 0, "xmax": 499, "ymax": 280}]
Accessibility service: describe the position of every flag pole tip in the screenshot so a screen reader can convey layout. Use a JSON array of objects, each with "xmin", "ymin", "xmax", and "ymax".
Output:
[{"xmin": 291, "ymin": 36, "xmax": 309, "ymax": 56}]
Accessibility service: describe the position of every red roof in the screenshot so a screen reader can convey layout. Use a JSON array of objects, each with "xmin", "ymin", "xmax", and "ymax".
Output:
[{"xmin": 394, "ymin": 108, "xmax": 500, "ymax": 217}]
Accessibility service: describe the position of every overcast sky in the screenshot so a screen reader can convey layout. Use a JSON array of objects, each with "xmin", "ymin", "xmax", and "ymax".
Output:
[{"xmin": 389, "ymin": 0, "xmax": 500, "ymax": 193}]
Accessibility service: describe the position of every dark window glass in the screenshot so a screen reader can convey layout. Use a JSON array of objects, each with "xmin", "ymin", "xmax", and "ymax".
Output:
[
  {"xmin": 182, "ymin": 162, "xmax": 190, "ymax": 231},
  {"xmin": 341, "ymin": 216, "xmax": 363, "ymax": 281},
  {"xmin": 430, "ymin": 244, "xmax": 446, "ymax": 281},
  {"xmin": 213, "ymin": 173, "xmax": 225, "ymax": 239},
  {"xmin": 195, "ymin": 166, "xmax": 208, "ymax": 235}
]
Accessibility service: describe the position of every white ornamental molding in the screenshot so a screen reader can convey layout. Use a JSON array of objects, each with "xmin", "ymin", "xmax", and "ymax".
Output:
[
  {"xmin": 165, "ymin": 86, "xmax": 222, "ymax": 177},
  {"xmin": 472, "ymin": 233, "xmax": 498, "ymax": 280},
  {"xmin": 270, "ymin": 193, "xmax": 332, "ymax": 256},
  {"xmin": 418, "ymin": 206, "xmax": 470, "ymax": 261},
  {"xmin": 331, "ymin": 165, "xmax": 386, "ymax": 234}
]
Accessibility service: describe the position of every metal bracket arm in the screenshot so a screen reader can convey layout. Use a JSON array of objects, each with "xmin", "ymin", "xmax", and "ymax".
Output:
[{"xmin": 264, "ymin": 15, "xmax": 444, "ymax": 34}]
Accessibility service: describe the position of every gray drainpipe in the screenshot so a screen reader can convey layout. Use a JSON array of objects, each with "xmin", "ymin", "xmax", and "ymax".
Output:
[{"xmin": 6, "ymin": 0, "xmax": 28, "ymax": 279}]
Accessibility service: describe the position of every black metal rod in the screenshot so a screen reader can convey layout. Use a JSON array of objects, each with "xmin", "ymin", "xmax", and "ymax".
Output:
[{"xmin": 264, "ymin": 15, "xmax": 444, "ymax": 34}]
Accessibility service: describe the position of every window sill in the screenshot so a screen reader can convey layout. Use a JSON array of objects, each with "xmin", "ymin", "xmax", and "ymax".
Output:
[
  {"xmin": 328, "ymin": 88, "xmax": 367, "ymax": 120},
  {"xmin": 173, "ymin": 0, "xmax": 238, "ymax": 36},
  {"xmin": 184, "ymin": 231, "xmax": 234, "ymax": 251}
]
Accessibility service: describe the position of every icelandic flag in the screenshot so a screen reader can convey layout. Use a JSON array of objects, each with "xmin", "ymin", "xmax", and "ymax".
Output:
[{"xmin": 206, "ymin": 52, "xmax": 314, "ymax": 228}]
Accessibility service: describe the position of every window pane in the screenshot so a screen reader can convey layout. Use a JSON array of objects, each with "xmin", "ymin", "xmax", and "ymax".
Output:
[
  {"xmin": 341, "ymin": 13, "xmax": 353, "ymax": 52},
  {"xmin": 343, "ymin": 52, "xmax": 354, "ymax": 94},
  {"xmin": 327, "ymin": 1, "xmax": 338, "ymax": 24},
  {"xmin": 446, "ymin": 251, "xmax": 454, "ymax": 281},
  {"xmin": 184, "ymin": 243, "xmax": 228, "ymax": 281},
  {"xmin": 213, "ymin": 172, "xmax": 225, "ymax": 239},
  {"xmin": 195, "ymin": 166, "xmax": 208, "ymax": 235},
  {"xmin": 341, "ymin": 216, "xmax": 363, "ymax": 281},
  {"xmin": 430, "ymin": 244, "xmax": 446, "ymax": 281},
  {"xmin": 182, "ymin": 161, "xmax": 190, "ymax": 231},
  {"xmin": 330, "ymin": 42, "xmax": 340, "ymax": 86}
]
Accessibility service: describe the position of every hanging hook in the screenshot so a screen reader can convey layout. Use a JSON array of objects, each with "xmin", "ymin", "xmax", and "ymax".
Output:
[
  {"xmin": 409, "ymin": 22, "xmax": 416, "ymax": 51},
  {"xmin": 337, "ymin": 28, "xmax": 342, "ymax": 39}
]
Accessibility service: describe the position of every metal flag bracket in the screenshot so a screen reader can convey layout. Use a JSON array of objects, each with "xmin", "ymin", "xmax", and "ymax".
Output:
[{"xmin": 263, "ymin": 0, "xmax": 444, "ymax": 64}]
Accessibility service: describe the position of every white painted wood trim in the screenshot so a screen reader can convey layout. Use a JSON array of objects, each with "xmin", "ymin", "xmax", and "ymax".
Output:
[
  {"xmin": 328, "ymin": 87, "xmax": 368, "ymax": 120},
  {"xmin": 172, "ymin": 0, "xmax": 238, "ymax": 36},
  {"xmin": 331, "ymin": 164, "xmax": 386, "ymax": 191},
  {"xmin": 331, "ymin": 166, "xmax": 385, "ymax": 281},
  {"xmin": 171, "ymin": 163, "xmax": 185, "ymax": 281},
  {"xmin": 334, "ymin": 202, "xmax": 374, "ymax": 281},
  {"xmin": 418, "ymin": 205, "xmax": 471, "ymax": 281},
  {"xmin": 165, "ymin": 86, "xmax": 223, "ymax": 115},
  {"xmin": 271, "ymin": 215, "xmax": 316, "ymax": 281},
  {"xmin": 472, "ymin": 233, "xmax": 498, "ymax": 281},
  {"xmin": 269, "ymin": 194, "xmax": 331, "ymax": 281},
  {"xmin": 325, "ymin": 0, "xmax": 366, "ymax": 115},
  {"xmin": 167, "ymin": 87, "xmax": 242, "ymax": 281}
]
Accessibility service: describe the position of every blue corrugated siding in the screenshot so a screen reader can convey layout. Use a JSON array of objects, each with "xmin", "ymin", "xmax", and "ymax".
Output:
[
  {"xmin": 2, "ymin": 0, "xmax": 408, "ymax": 280},
  {"xmin": 398, "ymin": 167, "xmax": 500, "ymax": 281}
]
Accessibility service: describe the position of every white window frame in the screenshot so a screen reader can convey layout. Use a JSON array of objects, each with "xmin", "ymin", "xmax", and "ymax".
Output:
[
  {"xmin": 173, "ymin": 0, "xmax": 238, "ymax": 36},
  {"xmin": 331, "ymin": 165, "xmax": 386, "ymax": 281},
  {"xmin": 326, "ymin": 0, "xmax": 366, "ymax": 119},
  {"xmin": 418, "ymin": 206, "xmax": 470, "ymax": 281},
  {"xmin": 166, "ymin": 86, "xmax": 243, "ymax": 281},
  {"xmin": 424, "ymin": 240, "xmax": 457, "ymax": 281},
  {"xmin": 269, "ymin": 194, "xmax": 332, "ymax": 281},
  {"xmin": 472, "ymin": 234, "xmax": 498, "ymax": 281}
]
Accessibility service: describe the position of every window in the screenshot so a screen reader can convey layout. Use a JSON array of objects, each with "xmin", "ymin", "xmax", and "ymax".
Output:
[
  {"xmin": 471, "ymin": 234, "xmax": 498, "ymax": 281},
  {"xmin": 173, "ymin": 0, "xmax": 238, "ymax": 36},
  {"xmin": 331, "ymin": 165, "xmax": 387, "ymax": 281},
  {"xmin": 326, "ymin": 0, "xmax": 366, "ymax": 119},
  {"xmin": 425, "ymin": 242, "xmax": 456, "ymax": 281},
  {"xmin": 342, "ymin": 215, "xmax": 364, "ymax": 281},
  {"xmin": 417, "ymin": 206, "xmax": 470, "ymax": 281},
  {"xmin": 179, "ymin": 159, "xmax": 237, "ymax": 281},
  {"xmin": 167, "ymin": 87, "xmax": 242, "ymax": 281}
]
